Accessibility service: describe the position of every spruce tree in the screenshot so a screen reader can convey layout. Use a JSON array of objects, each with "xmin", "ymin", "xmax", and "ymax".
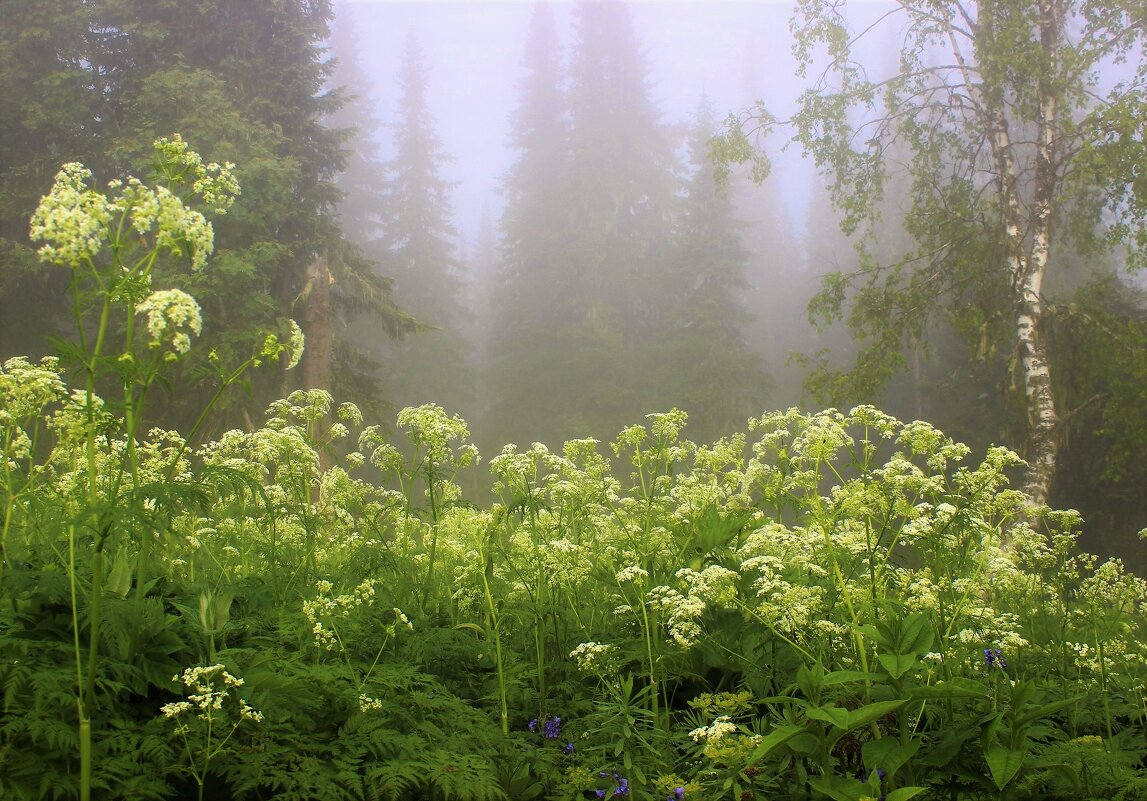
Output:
[
  {"xmin": 561, "ymin": 0, "xmax": 679, "ymax": 431},
  {"xmin": 658, "ymin": 97, "xmax": 772, "ymax": 441},
  {"xmin": 489, "ymin": 1, "xmax": 681, "ymax": 446},
  {"xmin": 371, "ymin": 31, "xmax": 472, "ymax": 416},
  {"xmin": 323, "ymin": 3, "xmax": 419, "ymax": 415},
  {"xmin": 484, "ymin": 2, "xmax": 572, "ymax": 448}
]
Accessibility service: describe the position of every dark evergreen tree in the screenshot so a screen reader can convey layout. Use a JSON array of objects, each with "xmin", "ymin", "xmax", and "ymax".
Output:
[
  {"xmin": 483, "ymin": 1, "xmax": 572, "ymax": 449},
  {"xmin": 371, "ymin": 31, "xmax": 472, "ymax": 416},
  {"xmin": 656, "ymin": 97, "xmax": 772, "ymax": 441},
  {"xmin": 558, "ymin": 1, "xmax": 679, "ymax": 437},
  {"xmin": 488, "ymin": 1, "xmax": 682, "ymax": 447},
  {"xmin": 0, "ymin": 0, "xmax": 408, "ymax": 431},
  {"xmin": 323, "ymin": 3, "xmax": 419, "ymax": 416}
]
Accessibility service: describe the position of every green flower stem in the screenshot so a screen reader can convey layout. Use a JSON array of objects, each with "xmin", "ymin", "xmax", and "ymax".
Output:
[
  {"xmin": 1095, "ymin": 632, "xmax": 1114, "ymax": 746},
  {"xmin": 479, "ymin": 544, "xmax": 510, "ymax": 735}
]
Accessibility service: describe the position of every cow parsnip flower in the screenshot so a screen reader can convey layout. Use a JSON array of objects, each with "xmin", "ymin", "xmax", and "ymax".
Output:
[
  {"xmin": 29, "ymin": 164, "xmax": 114, "ymax": 267},
  {"xmin": 136, "ymin": 289, "xmax": 202, "ymax": 354}
]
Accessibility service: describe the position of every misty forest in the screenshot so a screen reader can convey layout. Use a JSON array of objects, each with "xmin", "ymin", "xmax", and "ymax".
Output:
[{"xmin": 2, "ymin": 1, "xmax": 1147, "ymax": 800}]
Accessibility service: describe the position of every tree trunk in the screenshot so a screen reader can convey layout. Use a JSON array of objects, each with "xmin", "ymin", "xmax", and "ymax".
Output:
[
  {"xmin": 299, "ymin": 255, "xmax": 333, "ymax": 394},
  {"xmin": 298, "ymin": 255, "xmax": 334, "ymax": 472},
  {"xmin": 978, "ymin": 0, "xmax": 1062, "ymax": 509}
]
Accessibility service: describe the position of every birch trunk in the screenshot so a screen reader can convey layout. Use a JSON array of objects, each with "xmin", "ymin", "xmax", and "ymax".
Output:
[{"xmin": 979, "ymin": 0, "xmax": 1062, "ymax": 508}]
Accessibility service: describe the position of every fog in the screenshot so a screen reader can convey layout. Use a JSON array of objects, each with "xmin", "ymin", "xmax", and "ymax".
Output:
[
  {"xmin": 338, "ymin": 1, "xmax": 809, "ymax": 244},
  {"xmin": 0, "ymin": 0, "xmax": 1141, "ymax": 567},
  {"xmin": 318, "ymin": 1, "xmax": 1143, "ymax": 568}
]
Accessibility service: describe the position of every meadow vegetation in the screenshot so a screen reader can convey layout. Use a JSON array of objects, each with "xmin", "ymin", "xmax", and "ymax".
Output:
[{"xmin": 2, "ymin": 141, "xmax": 1145, "ymax": 801}]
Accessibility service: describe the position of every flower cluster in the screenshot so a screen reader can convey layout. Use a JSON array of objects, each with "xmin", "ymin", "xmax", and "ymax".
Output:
[
  {"xmin": 136, "ymin": 289, "xmax": 203, "ymax": 355},
  {"xmin": 527, "ymin": 715, "xmax": 562, "ymax": 740},
  {"xmin": 160, "ymin": 664, "xmax": 262, "ymax": 724},
  {"xmin": 30, "ymin": 136, "xmax": 239, "ymax": 276},
  {"xmin": 570, "ymin": 641, "xmax": 618, "ymax": 675},
  {"xmin": 302, "ymin": 578, "xmax": 378, "ymax": 650},
  {"xmin": 153, "ymin": 133, "xmax": 240, "ymax": 214},
  {"xmin": 984, "ymin": 648, "xmax": 1007, "ymax": 671},
  {"xmin": 688, "ymin": 715, "xmax": 737, "ymax": 744},
  {"xmin": 596, "ymin": 770, "xmax": 630, "ymax": 797},
  {"xmin": 647, "ymin": 585, "xmax": 705, "ymax": 648},
  {"xmin": 285, "ymin": 320, "xmax": 306, "ymax": 370},
  {"xmin": 29, "ymin": 164, "xmax": 114, "ymax": 267}
]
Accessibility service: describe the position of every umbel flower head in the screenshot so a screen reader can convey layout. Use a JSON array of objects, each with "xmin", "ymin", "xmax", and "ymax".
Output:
[
  {"xmin": 29, "ymin": 135, "xmax": 239, "ymax": 272},
  {"xmin": 136, "ymin": 289, "xmax": 202, "ymax": 355},
  {"xmin": 29, "ymin": 164, "xmax": 114, "ymax": 267},
  {"xmin": 160, "ymin": 664, "xmax": 262, "ymax": 723}
]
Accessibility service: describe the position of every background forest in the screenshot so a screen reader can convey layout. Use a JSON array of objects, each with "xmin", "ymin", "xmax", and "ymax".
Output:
[
  {"xmin": 3, "ymin": 1, "xmax": 1143, "ymax": 568},
  {"xmin": 2, "ymin": 2, "xmax": 1147, "ymax": 800}
]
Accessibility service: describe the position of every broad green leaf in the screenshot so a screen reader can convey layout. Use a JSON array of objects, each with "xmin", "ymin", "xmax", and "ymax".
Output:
[
  {"xmin": 858, "ymin": 623, "xmax": 889, "ymax": 649},
  {"xmin": 823, "ymin": 670, "xmax": 880, "ymax": 686},
  {"xmin": 885, "ymin": 788, "xmax": 927, "ymax": 801},
  {"xmin": 106, "ymin": 549, "xmax": 134, "ymax": 599},
  {"xmin": 808, "ymin": 774, "xmax": 868, "ymax": 801},
  {"xmin": 808, "ymin": 699, "xmax": 907, "ymax": 732},
  {"xmin": 807, "ymin": 704, "xmax": 851, "ymax": 729},
  {"xmin": 985, "ymin": 742, "xmax": 1025, "ymax": 790},
  {"xmin": 1016, "ymin": 696, "xmax": 1083, "ymax": 728},
  {"xmin": 900, "ymin": 613, "xmax": 933, "ymax": 655},
  {"xmin": 797, "ymin": 662, "xmax": 826, "ymax": 700},
  {"xmin": 862, "ymin": 736, "xmax": 920, "ymax": 776},
  {"xmin": 747, "ymin": 724, "xmax": 804, "ymax": 763},
  {"xmin": 877, "ymin": 652, "xmax": 917, "ymax": 679}
]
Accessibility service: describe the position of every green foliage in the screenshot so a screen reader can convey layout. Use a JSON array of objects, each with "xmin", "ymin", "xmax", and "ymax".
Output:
[
  {"xmin": 713, "ymin": 0, "xmax": 1147, "ymax": 513},
  {"xmin": 0, "ymin": 0, "xmax": 413, "ymax": 429},
  {"xmin": 4, "ymin": 144, "xmax": 1146, "ymax": 801}
]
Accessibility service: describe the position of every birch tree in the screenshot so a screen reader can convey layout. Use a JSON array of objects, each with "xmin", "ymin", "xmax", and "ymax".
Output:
[{"xmin": 731, "ymin": 0, "xmax": 1146, "ymax": 506}]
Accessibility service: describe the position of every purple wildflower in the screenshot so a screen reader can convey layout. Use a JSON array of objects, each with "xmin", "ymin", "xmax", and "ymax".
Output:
[
  {"xmin": 985, "ymin": 648, "xmax": 1007, "ymax": 670},
  {"xmin": 562, "ymin": 742, "xmax": 575, "ymax": 755},
  {"xmin": 671, "ymin": 788, "xmax": 685, "ymax": 801},
  {"xmin": 527, "ymin": 718, "xmax": 538, "ymax": 733},
  {"xmin": 543, "ymin": 716, "xmax": 561, "ymax": 740}
]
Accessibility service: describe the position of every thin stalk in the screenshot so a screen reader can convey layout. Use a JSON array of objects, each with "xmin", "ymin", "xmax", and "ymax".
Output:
[
  {"xmin": 480, "ymin": 546, "xmax": 509, "ymax": 735},
  {"xmin": 1095, "ymin": 633, "xmax": 1114, "ymax": 746}
]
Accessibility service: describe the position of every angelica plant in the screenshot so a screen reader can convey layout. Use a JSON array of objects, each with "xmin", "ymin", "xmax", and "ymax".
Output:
[
  {"xmin": 16, "ymin": 137, "xmax": 307, "ymax": 801},
  {"xmin": 160, "ymin": 664, "xmax": 263, "ymax": 801}
]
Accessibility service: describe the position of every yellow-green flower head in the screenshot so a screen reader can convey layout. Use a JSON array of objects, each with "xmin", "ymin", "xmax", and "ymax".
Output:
[
  {"xmin": 154, "ymin": 134, "xmax": 240, "ymax": 214},
  {"xmin": 29, "ymin": 163, "xmax": 114, "ymax": 267},
  {"xmin": 285, "ymin": 320, "xmax": 305, "ymax": 370},
  {"xmin": 136, "ymin": 289, "xmax": 203, "ymax": 354}
]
